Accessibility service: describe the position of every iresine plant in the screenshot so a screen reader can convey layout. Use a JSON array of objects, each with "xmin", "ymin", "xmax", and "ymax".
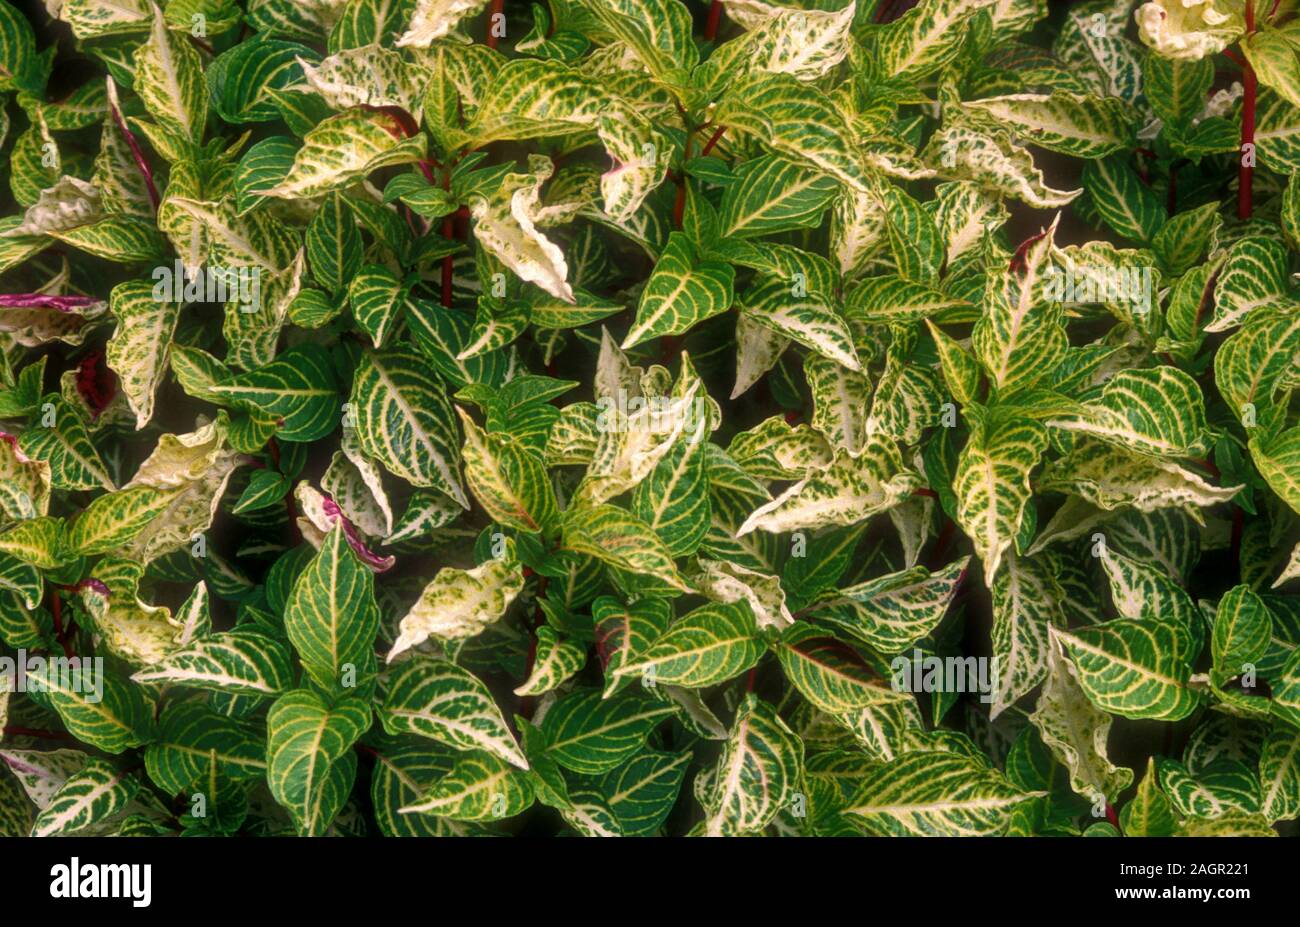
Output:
[{"xmin": 0, "ymin": 0, "xmax": 1299, "ymax": 840}]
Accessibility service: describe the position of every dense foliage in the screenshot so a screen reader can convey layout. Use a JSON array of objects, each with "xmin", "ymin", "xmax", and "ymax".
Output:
[{"xmin": 0, "ymin": 0, "xmax": 1299, "ymax": 838}]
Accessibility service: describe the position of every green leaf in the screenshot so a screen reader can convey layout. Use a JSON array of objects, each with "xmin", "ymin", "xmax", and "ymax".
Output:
[
  {"xmin": 595, "ymin": 748, "xmax": 691, "ymax": 836},
  {"xmin": 1047, "ymin": 367, "xmax": 1211, "ymax": 459},
  {"xmin": 622, "ymin": 233, "xmax": 735, "ymax": 349},
  {"xmin": 1119, "ymin": 757, "xmax": 1178, "ymax": 836},
  {"xmin": 370, "ymin": 744, "xmax": 469, "ymax": 837},
  {"xmin": 878, "ymin": 0, "xmax": 1000, "ymax": 81},
  {"xmin": 714, "ymin": 72, "xmax": 874, "ymax": 194},
  {"xmin": 133, "ymin": 8, "xmax": 206, "ymax": 146},
  {"xmin": 1211, "ymin": 586, "xmax": 1273, "ymax": 688},
  {"xmin": 1081, "ymin": 157, "xmax": 1164, "ymax": 243},
  {"xmin": 31, "ymin": 759, "xmax": 138, "ymax": 837},
  {"xmin": 630, "ymin": 423, "xmax": 710, "ymax": 557},
  {"xmin": 348, "ymin": 264, "xmax": 410, "ymax": 348},
  {"xmin": 615, "ymin": 602, "xmax": 762, "ymax": 689},
  {"xmin": 18, "ymin": 398, "xmax": 115, "ymax": 491},
  {"xmin": 456, "ymin": 407, "xmax": 558, "ymax": 534},
  {"xmin": 718, "ymin": 155, "xmax": 838, "ymax": 239},
  {"xmin": 132, "ymin": 629, "xmax": 295, "ymax": 696},
  {"xmin": 541, "ymin": 689, "xmax": 676, "ymax": 775},
  {"xmin": 702, "ymin": 694, "xmax": 803, "ymax": 836},
  {"xmin": 813, "ymin": 558, "xmax": 968, "ymax": 655},
  {"xmin": 1207, "ymin": 236, "xmax": 1292, "ymax": 333},
  {"xmin": 594, "ymin": 595, "xmax": 672, "ymax": 698},
  {"xmin": 844, "ymin": 750, "xmax": 1040, "ymax": 836},
  {"xmin": 514, "ymin": 626, "xmax": 587, "ymax": 696},
  {"xmin": 562, "ymin": 504, "xmax": 689, "ymax": 594},
  {"xmin": 266, "ymin": 689, "xmax": 371, "ymax": 835},
  {"xmin": 1252, "ymin": 426, "xmax": 1300, "ymax": 515},
  {"xmin": 961, "ymin": 91, "xmax": 1135, "ymax": 158},
  {"xmin": 349, "ymin": 348, "xmax": 467, "ymax": 506},
  {"xmin": 399, "ymin": 749, "xmax": 534, "ymax": 821},
  {"xmin": 1143, "ymin": 53, "xmax": 1213, "ymax": 129},
  {"xmin": 209, "ymin": 38, "xmax": 317, "ymax": 124},
  {"xmin": 144, "ymin": 699, "xmax": 266, "ymax": 795},
  {"xmin": 210, "ymin": 344, "xmax": 341, "ymax": 443},
  {"xmin": 380, "ymin": 656, "xmax": 527, "ymax": 769},
  {"xmin": 0, "ymin": 1, "xmax": 41, "ymax": 93},
  {"xmin": 1029, "ymin": 643, "xmax": 1133, "ymax": 807},
  {"xmin": 777, "ymin": 624, "xmax": 907, "ymax": 715},
  {"xmin": 1053, "ymin": 621, "xmax": 1201, "ymax": 721},
  {"xmin": 284, "ymin": 525, "xmax": 380, "ymax": 687},
  {"xmin": 387, "ymin": 541, "xmax": 525, "ymax": 660},
  {"xmin": 45, "ymin": 669, "xmax": 155, "ymax": 754},
  {"xmin": 954, "ymin": 409, "xmax": 1049, "ymax": 586},
  {"xmin": 266, "ymin": 107, "xmax": 425, "ymax": 198},
  {"xmin": 1259, "ymin": 722, "xmax": 1300, "ymax": 823}
]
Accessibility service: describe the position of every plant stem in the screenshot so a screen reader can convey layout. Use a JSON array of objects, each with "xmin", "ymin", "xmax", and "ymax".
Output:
[
  {"xmin": 672, "ymin": 111, "xmax": 698, "ymax": 230},
  {"xmin": 487, "ymin": 0, "xmax": 505, "ymax": 49},
  {"xmin": 49, "ymin": 589, "xmax": 74, "ymax": 659},
  {"xmin": 1238, "ymin": 2, "xmax": 1257, "ymax": 221},
  {"xmin": 699, "ymin": 125, "xmax": 727, "ymax": 157},
  {"xmin": 268, "ymin": 438, "xmax": 300, "ymax": 543},
  {"xmin": 704, "ymin": 0, "xmax": 723, "ymax": 41}
]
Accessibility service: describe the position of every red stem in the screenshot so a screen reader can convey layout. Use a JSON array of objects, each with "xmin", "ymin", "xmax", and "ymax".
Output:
[
  {"xmin": 268, "ymin": 438, "xmax": 300, "ymax": 543},
  {"xmin": 486, "ymin": 0, "xmax": 504, "ymax": 49},
  {"xmin": 1105, "ymin": 803, "xmax": 1120, "ymax": 831},
  {"xmin": 926, "ymin": 518, "xmax": 958, "ymax": 570},
  {"xmin": 1239, "ymin": 2, "xmax": 1257, "ymax": 221},
  {"xmin": 672, "ymin": 121, "xmax": 696, "ymax": 230},
  {"xmin": 704, "ymin": 0, "xmax": 723, "ymax": 41},
  {"xmin": 671, "ymin": 184, "xmax": 687, "ymax": 229},
  {"xmin": 699, "ymin": 125, "xmax": 727, "ymax": 157},
  {"xmin": 49, "ymin": 590, "xmax": 74, "ymax": 659}
]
